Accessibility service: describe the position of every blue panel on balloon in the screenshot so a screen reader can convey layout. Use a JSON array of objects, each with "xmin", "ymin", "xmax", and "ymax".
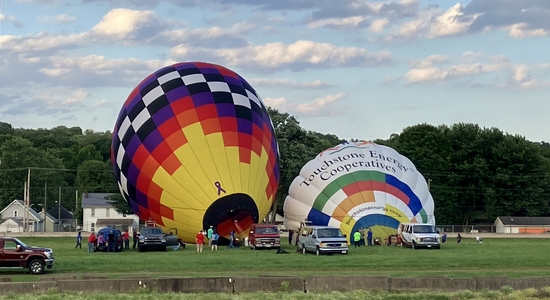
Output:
[
  {"xmin": 351, "ymin": 214, "xmax": 400, "ymax": 235},
  {"xmin": 385, "ymin": 174, "xmax": 423, "ymax": 215},
  {"xmin": 307, "ymin": 209, "xmax": 331, "ymax": 226}
]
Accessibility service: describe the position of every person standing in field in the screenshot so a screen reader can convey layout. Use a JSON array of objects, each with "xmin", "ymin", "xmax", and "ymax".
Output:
[
  {"xmin": 211, "ymin": 230, "xmax": 219, "ymax": 251},
  {"xmin": 367, "ymin": 228, "xmax": 373, "ymax": 246},
  {"xmin": 195, "ymin": 231, "xmax": 205, "ymax": 253},
  {"xmin": 288, "ymin": 230, "xmax": 294, "ymax": 245},
  {"xmin": 228, "ymin": 230, "xmax": 235, "ymax": 248},
  {"xmin": 353, "ymin": 230, "xmax": 361, "ymax": 247},
  {"xmin": 75, "ymin": 231, "xmax": 82, "ymax": 249},
  {"xmin": 397, "ymin": 224, "xmax": 403, "ymax": 247},
  {"xmin": 359, "ymin": 227, "xmax": 365, "ymax": 246},
  {"xmin": 107, "ymin": 230, "xmax": 116, "ymax": 252},
  {"xmin": 122, "ymin": 230, "xmax": 130, "ymax": 250},
  {"xmin": 87, "ymin": 231, "xmax": 96, "ymax": 253},
  {"xmin": 133, "ymin": 229, "xmax": 139, "ymax": 249},
  {"xmin": 207, "ymin": 225, "xmax": 214, "ymax": 247},
  {"xmin": 457, "ymin": 233, "xmax": 462, "ymax": 244}
]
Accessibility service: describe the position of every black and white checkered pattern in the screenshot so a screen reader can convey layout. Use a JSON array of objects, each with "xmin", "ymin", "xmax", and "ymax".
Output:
[{"xmin": 113, "ymin": 64, "xmax": 275, "ymax": 201}]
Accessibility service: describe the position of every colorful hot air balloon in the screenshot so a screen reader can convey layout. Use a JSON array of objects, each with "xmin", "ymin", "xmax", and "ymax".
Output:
[
  {"xmin": 111, "ymin": 62, "xmax": 280, "ymax": 243},
  {"xmin": 283, "ymin": 141, "xmax": 434, "ymax": 242}
]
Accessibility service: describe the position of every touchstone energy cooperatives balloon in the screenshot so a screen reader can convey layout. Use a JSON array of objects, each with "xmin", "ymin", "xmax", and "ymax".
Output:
[
  {"xmin": 111, "ymin": 62, "xmax": 280, "ymax": 243},
  {"xmin": 283, "ymin": 141, "xmax": 434, "ymax": 241}
]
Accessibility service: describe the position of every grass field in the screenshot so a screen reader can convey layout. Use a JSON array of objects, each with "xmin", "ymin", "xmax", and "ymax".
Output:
[{"xmin": 1, "ymin": 236, "xmax": 550, "ymax": 282}]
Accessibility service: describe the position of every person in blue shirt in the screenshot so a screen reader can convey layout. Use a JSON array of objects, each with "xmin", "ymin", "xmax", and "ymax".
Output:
[
  {"xmin": 211, "ymin": 230, "xmax": 219, "ymax": 251},
  {"xmin": 75, "ymin": 231, "xmax": 82, "ymax": 249},
  {"xmin": 228, "ymin": 230, "xmax": 235, "ymax": 248},
  {"xmin": 367, "ymin": 228, "xmax": 373, "ymax": 246}
]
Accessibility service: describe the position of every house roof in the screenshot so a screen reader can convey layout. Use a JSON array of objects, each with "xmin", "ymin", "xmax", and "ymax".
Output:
[
  {"xmin": 0, "ymin": 200, "xmax": 42, "ymax": 221},
  {"xmin": 38, "ymin": 211, "xmax": 58, "ymax": 223},
  {"xmin": 81, "ymin": 193, "xmax": 116, "ymax": 208},
  {"xmin": 96, "ymin": 218, "xmax": 135, "ymax": 227},
  {"xmin": 47, "ymin": 205, "xmax": 74, "ymax": 219},
  {"xmin": 0, "ymin": 217, "xmax": 23, "ymax": 226},
  {"xmin": 496, "ymin": 216, "xmax": 550, "ymax": 226}
]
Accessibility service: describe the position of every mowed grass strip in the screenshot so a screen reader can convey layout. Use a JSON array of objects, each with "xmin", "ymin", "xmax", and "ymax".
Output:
[
  {"xmin": 2, "ymin": 288, "xmax": 550, "ymax": 300},
  {"xmin": 1, "ymin": 237, "xmax": 549, "ymax": 281}
]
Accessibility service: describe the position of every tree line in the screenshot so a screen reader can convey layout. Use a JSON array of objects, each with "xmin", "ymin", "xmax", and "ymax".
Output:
[{"xmin": 0, "ymin": 109, "xmax": 548, "ymax": 225}]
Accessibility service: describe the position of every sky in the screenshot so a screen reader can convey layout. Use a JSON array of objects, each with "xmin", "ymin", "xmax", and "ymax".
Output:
[{"xmin": 0, "ymin": 0, "xmax": 549, "ymax": 143}]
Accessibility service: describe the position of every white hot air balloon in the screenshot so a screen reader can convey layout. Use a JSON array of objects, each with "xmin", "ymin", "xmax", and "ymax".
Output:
[{"xmin": 283, "ymin": 141, "xmax": 435, "ymax": 242}]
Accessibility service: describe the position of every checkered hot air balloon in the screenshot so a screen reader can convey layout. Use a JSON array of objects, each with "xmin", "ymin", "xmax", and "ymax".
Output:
[
  {"xmin": 283, "ymin": 141, "xmax": 435, "ymax": 242},
  {"xmin": 111, "ymin": 62, "xmax": 280, "ymax": 244}
]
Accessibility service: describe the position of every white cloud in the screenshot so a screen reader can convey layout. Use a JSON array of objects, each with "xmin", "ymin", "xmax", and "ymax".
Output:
[
  {"xmin": 248, "ymin": 78, "xmax": 333, "ymax": 89},
  {"xmin": 91, "ymin": 99, "xmax": 107, "ymax": 109},
  {"xmin": 507, "ymin": 23, "xmax": 549, "ymax": 38},
  {"xmin": 506, "ymin": 64, "xmax": 550, "ymax": 89},
  {"xmin": 63, "ymin": 89, "xmax": 89, "ymax": 104},
  {"xmin": 264, "ymin": 93, "xmax": 346, "ymax": 116},
  {"xmin": 92, "ymin": 8, "xmax": 165, "ymax": 40},
  {"xmin": 462, "ymin": 51, "xmax": 481, "ymax": 61},
  {"xmin": 0, "ymin": 13, "xmax": 24, "ymax": 28},
  {"xmin": 307, "ymin": 16, "xmax": 367, "ymax": 30},
  {"xmin": 295, "ymin": 93, "xmax": 346, "ymax": 113},
  {"xmin": 370, "ymin": 18, "xmax": 389, "ymax": 33},
  {"xmin": 405, "ymin": 54, "xmax": 509, "ymax": 83},
  {"xmin": 170, "ymin": 40, "xmax": 392, "ymax": 71},
  {"xmin": 37, "ymin": 14, "xmax": 76, "ymax": 24},
  {"xmin": 429, "ymin": 3, "xmax": 481, "ymax": 38}
]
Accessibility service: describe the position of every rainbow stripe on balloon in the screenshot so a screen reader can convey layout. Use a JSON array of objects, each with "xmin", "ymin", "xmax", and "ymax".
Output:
[{"xmin": 306, "ymin": 170, "xmax": 429, "ymax": 241}]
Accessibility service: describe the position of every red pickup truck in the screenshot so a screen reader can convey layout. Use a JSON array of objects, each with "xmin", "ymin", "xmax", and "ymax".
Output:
[{"xmin": 0, "ymin": 237, "xmax": 54, "ymax": 275}]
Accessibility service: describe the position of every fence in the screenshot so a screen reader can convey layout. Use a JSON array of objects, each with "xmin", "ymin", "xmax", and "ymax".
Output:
[{"xmin": 438, "ymin": 225, "xmax": 550, "ymax": 234}]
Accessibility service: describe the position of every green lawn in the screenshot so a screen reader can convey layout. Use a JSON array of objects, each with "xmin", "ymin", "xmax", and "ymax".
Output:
[{"xmin": 1, "ymin": 237, "xmax": 550, "ymax": 282}]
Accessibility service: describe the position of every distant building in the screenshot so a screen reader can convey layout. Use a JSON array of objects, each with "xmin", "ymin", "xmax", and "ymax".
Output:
[
  {"xmin": 81, "ymin": 193, "xmax": 140, "ymax": 232},
  {"xmin": 0, "ymin": 200, "xmax": 57, "ymax": 232},
  {"xmin": 494, "ymin": 216, "xmax": 550, "ymax": 234},
  {"xmin": 47, "ymin": 205, "xmax": 76, "ymax": 232}
]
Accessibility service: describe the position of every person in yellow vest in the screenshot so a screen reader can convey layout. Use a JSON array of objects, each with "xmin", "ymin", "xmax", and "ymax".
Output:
[{"xmin": 353, "ymin": 230, "xmax": 361, "ymax": 247}]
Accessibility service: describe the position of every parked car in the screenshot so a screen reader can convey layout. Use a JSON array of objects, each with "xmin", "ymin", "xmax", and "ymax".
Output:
[
  {"xmin": 95, "ymin": 227, "xmax": 123, "ymax": 252},
  {"xmin": 298, "ymin": 226, "xmax": 348, "ymax": 256},
  {"xmin": 399, "ymin": 222, "xmax": 440, "ymax": 249},
  {"xmin": 0, "ymin": 236, "xmax": 54, "ymax": 275},
  {"xmin": 248, "ymin": 224, "xmax": 281, "ymax": 250},
  {"xmin": 138, "ymin": 226, "xmax": 167, "ymax": 252}
]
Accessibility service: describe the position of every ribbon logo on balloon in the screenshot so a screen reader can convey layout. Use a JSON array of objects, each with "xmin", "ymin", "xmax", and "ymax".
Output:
[{"xmin": 214, "ymin": 181, "xmax": 226, "ymax": 195}]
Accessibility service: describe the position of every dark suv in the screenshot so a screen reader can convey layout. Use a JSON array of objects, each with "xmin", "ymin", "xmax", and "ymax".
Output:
[
  {"xmin": 95, "ymin": 227, "xmax": 123, "ymax": 252},
  {"xmin": 138, "ymin": 227, "xmax": 167, "ymax": 252}
]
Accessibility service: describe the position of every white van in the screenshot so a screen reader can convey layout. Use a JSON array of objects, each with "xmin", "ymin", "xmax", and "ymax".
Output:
[
  {"xmin": 398, "ymin": 223, "xmax": 440, "ymax": 249},
  {"xmin": 298, "ymin": 226, "xmax": 348, "ymax": 256}
]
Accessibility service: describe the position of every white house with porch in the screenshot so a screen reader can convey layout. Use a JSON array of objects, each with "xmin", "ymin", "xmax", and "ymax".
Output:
[
  {"xmin": 0, "ymin": 200, "xmax": 57, "ymax": 232},
  {"xmin": 81, "ymin": 193, "xmax": 140, "ymax": 232}
]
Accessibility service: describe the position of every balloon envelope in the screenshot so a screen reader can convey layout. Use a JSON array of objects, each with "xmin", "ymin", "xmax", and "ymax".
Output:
[
  {"xmin": 111, "ymin": 62, "xmax": 280, "ymax": 243},
  {"xmin": 283, "ymin": 141, "xmax": 434, "ymax": 241}
]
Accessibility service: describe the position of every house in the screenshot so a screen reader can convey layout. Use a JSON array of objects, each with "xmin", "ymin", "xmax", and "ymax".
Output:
[
  {"xmin": 0, "ymin": 218, "xmax": 24, "ymax": 233},
  {"xmin": 0, "ymin": 200, "xmax": 57, "ymax": 232},
  {"xmin": 48, "ymin": 205, "xmax": 76, "ymax": 232},
  {"xmin": 494, "ymin": 216, "xmax": 550, "ymax": 234},
  {"xmin": 81, "ymin": 193, "xmax": 140, "ymax": 232}
]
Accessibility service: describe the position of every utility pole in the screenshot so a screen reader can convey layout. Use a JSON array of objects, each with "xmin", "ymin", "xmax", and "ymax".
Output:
[
  {"xmin": 27, "ymin": 168, "xmax": 30, "ymax": 232},
  {"xmin": 43, "ymin": 182, "xmax": 47, "ymax": 233},
  {"xmin": 58, "ymin": 187, "xmax": 62, "ymax": 232},
  {"xmin": 427, "ymin": 178, "xmax": 432, "ymax": 191},
  {"xmin": 23, "ymin": 182, "xmax": 27, "ymax": 232}
]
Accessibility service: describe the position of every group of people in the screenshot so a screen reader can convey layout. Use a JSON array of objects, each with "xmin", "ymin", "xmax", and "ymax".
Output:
[
  {"xmin": 353, "ymin": 227, "xmax": 373, "ymax": 247},
  {"xmin": 75, "ymin": 229, "xmax": 133, "ymax": 253},
  {"xmin": 195, "ymin": 225, "xmax": 222, "ymax": 253}
]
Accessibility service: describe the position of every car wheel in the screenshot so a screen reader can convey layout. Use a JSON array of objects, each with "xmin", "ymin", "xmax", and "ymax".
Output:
[
  {"xmin": 162, "ymin": 246, "xmax": 167, "ymax": 252},
  {"xmin": 138, "ymin": 246, "xmax": 144, "ymax": 252},
  {"xmin": 302, "ymin": 245, "xmax": 306, "ymax": 254},
  {"xmin": 412, "ymin": 242, "xmax": 417, "ymax": 250},
  {"xmin": 28, "ymin": 259, "xmax": 45, "ymax": 275},
  {"xmin": 315, "ymin": 247, "xmax": 320, "ymax": 256}
]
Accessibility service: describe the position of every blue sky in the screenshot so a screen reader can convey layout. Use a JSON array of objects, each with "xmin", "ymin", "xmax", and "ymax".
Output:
[{"xmin": 1, "ymin": 0, "xmax": 549, "ymax": 142}]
